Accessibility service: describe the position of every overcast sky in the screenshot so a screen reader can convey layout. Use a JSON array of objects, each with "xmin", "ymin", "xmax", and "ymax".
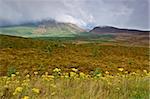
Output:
[{"xmin": 0, "ymin": 0, "xmax": 149, "ymax": 30}]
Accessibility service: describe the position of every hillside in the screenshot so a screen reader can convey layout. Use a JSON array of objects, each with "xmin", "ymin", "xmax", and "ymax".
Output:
[
  {"xmin": 0, "ymin": 24, "xmax": 149, "ymax": 46},
  {"xmin": 0, "ymin": 35, "xmax": 149, "ymax": 76},
  {"xmin": 0, "ymin": 34, "xmax": 149, "ymax": 99},
  {"xmin": 0, "ymin": 20, "xmax": 85, "ymax": 37},
  {"xmin": 89, "ymin": 26, "xmax": 149, "ymax": 46},
  {"xmin": 90, "ymin": 26, "xmax": 149, "ymax": 34}
]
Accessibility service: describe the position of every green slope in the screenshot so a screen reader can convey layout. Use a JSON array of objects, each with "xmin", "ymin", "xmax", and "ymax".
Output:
[{"xmin": 0, "ymin": 23, "xmax": 85, "ymax": 37}]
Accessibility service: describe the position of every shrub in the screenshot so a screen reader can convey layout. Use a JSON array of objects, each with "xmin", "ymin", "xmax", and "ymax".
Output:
[
  {"xmin": 7, "ymin": 66, "xmax": 16, "ymax": 77},
  {"xmin": 92, "ymin": 68, "xmax": 103, "ymax": 78}
]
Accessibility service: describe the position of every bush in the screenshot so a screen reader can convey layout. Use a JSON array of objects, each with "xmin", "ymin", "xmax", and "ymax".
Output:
[
  {"xmin": 92, "ymin": 68, "xmax": 103, "ymax": 78},
  {"xmin": 7, "ymin": 66, "xmax": 16, "ymax": 77}
]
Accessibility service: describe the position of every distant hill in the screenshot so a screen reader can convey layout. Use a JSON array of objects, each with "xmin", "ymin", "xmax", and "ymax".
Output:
[
  {"xmin": 0, "ymin": 20, "xmax": 85, "ymax": 37},
  {"xmin": 90, "ymin": 26, "xmax": 149, "ymax": 35},
  {"xmin": 0, "ymin": 23, "xmax": 149, "ymax": 46},
  {"xmin": 89, "ymin": 26, "xmax": 149, "ymax": 45}
]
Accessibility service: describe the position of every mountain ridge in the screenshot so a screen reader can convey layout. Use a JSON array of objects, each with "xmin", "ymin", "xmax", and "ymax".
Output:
[{"xmin": 90, "ymin": 26, "xmax": 149, "ymax": 35}]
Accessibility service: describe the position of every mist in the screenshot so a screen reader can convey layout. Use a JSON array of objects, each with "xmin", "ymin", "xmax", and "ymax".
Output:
[{"xmin": 0, "ymin": 0, "xmax": 149, "ymax": 30}]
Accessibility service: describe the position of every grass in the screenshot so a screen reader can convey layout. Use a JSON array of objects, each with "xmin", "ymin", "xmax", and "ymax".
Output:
[
  {"xmin": 0, "ymin": 26, "xmax": 35, "ymax": 37},
  {"xmin": 0, "ymin": 35, "xmax": 149, "ymax": 75},
  {"xmin": 0, "ymin": 35, "xmax": 149, "ymax": 99},
  {"xmin": 0, "ymin": 68, "xmax": 149, "ymax": 99},
  {"xmin": 0, "ymin": 25, "xmax": 80, "ymax": 37},
  {"xmin": 0, "ymin": 68, "xmax": 150, "ymax": 99}
]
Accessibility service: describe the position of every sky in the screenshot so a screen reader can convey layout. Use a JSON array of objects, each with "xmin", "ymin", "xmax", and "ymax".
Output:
[{"xmin": 0, "ymin": 0, "xmax": 149, "ymax": 30}]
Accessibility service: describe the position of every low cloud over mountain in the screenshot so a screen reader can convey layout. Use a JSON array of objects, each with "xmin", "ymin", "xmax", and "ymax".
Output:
[{"xmin": 0, "ymin": 0, "xmax": 149, "ymax": 30}]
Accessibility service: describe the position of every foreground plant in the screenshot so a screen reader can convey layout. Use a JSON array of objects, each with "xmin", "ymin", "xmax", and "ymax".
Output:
[{"xmin": 0, "ymin": 68, "xmax": 149, "ymax": 99}]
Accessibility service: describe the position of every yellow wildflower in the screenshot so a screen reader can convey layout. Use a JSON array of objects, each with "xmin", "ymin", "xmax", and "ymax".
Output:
[
  {"xmin": 50, "ymin": 75, "xmax": 55, "ymax": 78},
  {"xmin": 131, "ymin": 72, "xmax": 136, "ymax": 75},
  {"xmin": 50, "ymin": 84, "xmax": 56, "ymax": 88},
  {"xmin": 34, "ymin": 71, "xmax": 38, "ymax": 75},
  {"xmin": 26, "ymin": 74, "xmax": 30, "ymax": 78},
  {"xmin": 79, "ymin": 72, "xmax": 86, "ymax": 78},
  {"xmin": 117, "ymin": 73, "xmax": 120, "ymax": 76},
  {"xmin": 122, "ymin": 75, "xmax": 125, "ymax": 78},
  {"xmin": 43, "ymin": 77, "xmax": 49, "ymax": 81},
  {"xmin": 63, "ymin": 73, "xmax": 69, "ymax": 78},
  {"xmin": 116, "ymin": 87, "xmax": 120, "ymax": 90},
  {"xmin": 72, "ymin": 68, "xmax": 78, "ymax": 72},
  {"xmin": 53, "ymin": 68, "xmax": 61, "ymax": 72},
  {"xmin": 21, "ymin": 82, "xmax": 29, "ymax": 86},
  {"xmin": 47, "ymin": 75, "xmax": 55, "ymax": 79},
  {"xmin": 15, "ymin": 87, "xmax": 23, "ymax": 92},
  {"xmin": 85, "ymin": 74, "xmax": 91, "ymax": 78},
  {"xmin": 64, "ymin": 75, "xmax": 69, "ymax": 78},
  {"xmin": 41, "ymin": 75, "xmax": 46, "ymax": 78},
  {"xmin": 146, "ymin": 72, "xmax": 150, "ymax": 76},
  {"xmin": 22, "ymin": 79, "xmax": 29, "ymax": 86},
  {"xmin": 16, "ymin": 72, "xmax": 19, "ymax": 75},
  {"xmin": 45, "ymin": 72, "xmax": 49, "ymax": 75},
  {"xmin": 105, "ymin": 71, "xmax": 109, "ymax": 74},
  {"xmin": 96, "ymin": 73, "xmax": 101, "ymax": 77},
  {"xmin": 42, "ymin": 75, "xmax": 54, "ymax": 81},
  {"xmin": 2, "ymin": 76, "xmax": 7, "ymax": 79},
  {"xmin": 13, "ymin": 87, "xmax": 23, "ymax": 95},
  {"xmin": 118, "ymin": 68, "xmax": 124, "ymax": 72},
  {"xmin": 11, "ymin": 74, "xmax": 16, "ymax": 77},
  {"xmin": 124, "ymin": 71, "xmax": 128, "ymax": 74},
  {"xmin": 70, "ymin": 72, "xmax": 77, "ymax": 77},
  {"xmin": 22, "ymin": 96, "xmax": 29, "ymax": 99},
  {"xmin": 143, "ymin": 70, "xmax": 147, "ymax": 73},
  {"xmin": 32, "ymin": 88, "xmax": 40, "ymax": 94}
]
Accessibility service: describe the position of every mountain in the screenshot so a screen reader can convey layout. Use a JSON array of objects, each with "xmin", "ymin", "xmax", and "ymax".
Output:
[
  {"xmin": 89, "ymin": 26, "xmax": 149, "ymax": 45},
  {"xmin": 90, "ymin": 26, "xmax": 149, "ymax": 35},
  {"xmin": 0, "ymin": 20, "xmax": 85, "ymax": 37}
]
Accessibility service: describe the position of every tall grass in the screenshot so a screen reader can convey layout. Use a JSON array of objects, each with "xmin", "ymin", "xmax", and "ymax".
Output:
[{"xmin": 0, "ymin": 68, "xmax": 149, "ymax": 99}]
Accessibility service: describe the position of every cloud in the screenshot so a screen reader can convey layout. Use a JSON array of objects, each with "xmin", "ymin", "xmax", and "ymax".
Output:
[{"xmin": 0, "ymin": 0, "xmax": 149, "ymax": 30}]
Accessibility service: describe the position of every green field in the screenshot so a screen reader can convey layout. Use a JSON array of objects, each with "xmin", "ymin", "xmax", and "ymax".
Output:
[{"xmin": 0, "ymin": 24, "xmax": 82, "ymax": 37}]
